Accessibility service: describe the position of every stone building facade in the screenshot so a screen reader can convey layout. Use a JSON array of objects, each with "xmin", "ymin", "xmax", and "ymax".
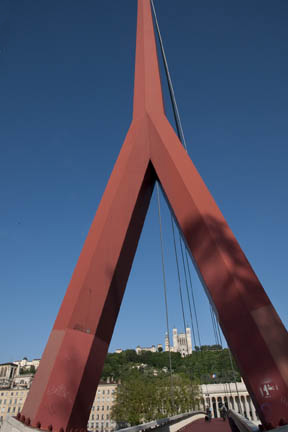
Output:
[
  {"xmin": 136, "ymin": 344, "xmax": 162, "ymax": 355},
  {"xmin": 200, "ymin": 380, "xmax": 258, "ymax": 423},
  {"xmin": 0, "ymin": 360, "xmax": 34, "ymax": 391},
  {"xmin": 0, "ymin": 364, "xmax": 17, "ymax": 390},
  {"xmin": 88, "ymin": 382, "xmax": 117, "ymax": 432},
  {"xmin": 0, "ymin": 382, "xmax": 117, "ymax": 432},
  {"xmin": 165, "ymin": 328, "xmax": 193, "ymax": 357},
  {"xmin": 0, "ymin": 358, "xmax": 117, "ymax": 432},
  {"xmin": 0, "ymin": 388, "xmax": 28, "ymax": 424}
]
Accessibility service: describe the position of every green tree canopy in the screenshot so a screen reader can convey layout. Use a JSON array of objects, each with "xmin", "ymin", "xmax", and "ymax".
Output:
[{"xmin": 111, "ymin": 370, "xmax": 199, "ymax": 426}]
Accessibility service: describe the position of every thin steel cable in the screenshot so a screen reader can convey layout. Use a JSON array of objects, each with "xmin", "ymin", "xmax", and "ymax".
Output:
[
  {"xmin": 213, "ymin": 312, "xmax": 233, "ymax": 408},
  {"xmin": 178, "ymin": 235, "xmax": 196, "ymax": 351},
  {"xmin": 151, "ymin": 0, "xmax": 191, "ymax": 348},
  {"xmin": 170, "ymin": 213, "xmax": 196, "ymax": 402},
  {"xmin": 227, "ymin": 381, "xmax": 234, "ymax": 404},
  {"xmin": 151, "ymin": 0, "xmax": 188, "ymax": 151},
  {"xmin": 151, "ymin": 1, "xmax": 214, "ymax": 406},
  {"xmin": 151, "ymin": 3, "xmax": 243, "ymax": 416},
  {"xmin": 216, "ymin": 318, "xmax": 223, "ymax": 348},
  {"xmin": 156, "ymin": 183, "xmax": 174, "ymax": 409},
  {"xmin": 210, "ymin": 303, "xmax": 231, "ymax": 406},
  {"xmin": 170, "ymin": 215, "xmax": 189, "ymax": 351},
  {"xmin": 185, "ymin": 249, "xmax": 202, "ymax": 349},
  {"xmin": 210, "ymin": 304, "xmax": 219, "ymax": 346},
  {"xmin": 228, "ymin": 347, "xmax": 243, "ymax": 414},
  {"xmin": 184, "ymin": 249, "xmax": 208, "ymax": 403},
  {"xmin": 212, "ymin": 313, "xmax": 242, "ymax": 413},
  {"xmin": 152, "ymin": 0, "xmax": 207, "ymax": 363}
]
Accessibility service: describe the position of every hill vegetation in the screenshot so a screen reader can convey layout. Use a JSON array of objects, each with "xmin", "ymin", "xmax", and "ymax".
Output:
[{"xmin": 102, "ymin": 345, "xmax": 240, "ymax": 384}]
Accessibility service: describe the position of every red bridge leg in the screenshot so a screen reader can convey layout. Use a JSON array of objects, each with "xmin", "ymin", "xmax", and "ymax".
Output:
[{"xmin": 21, "ymin": 0, "xmax": 288, "ymax": 430}]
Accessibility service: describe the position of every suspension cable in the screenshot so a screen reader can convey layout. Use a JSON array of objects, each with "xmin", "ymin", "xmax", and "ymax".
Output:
[
  {"xmin": 228, "ymin": 345, "xmax": 243, "ymax": 414},
  {"xmin": 152, "ymin": 1, "xmax": 240, "ymax": 414},
  {"xmin": 152, "ymin": 0, "xmax": 205, "ymax": 404},
  {"xmin": 156, "ymin": 183, "xmax": 174, "ymax": 410},
  {"xmin": 178, "ymin": 235, "xmax": 197, "ymax": 350},
  {"xmin": 210, "ymin": 304, "xmax": 220, "ymax": 347},
  {"xmin": 208, "ymin": 304, "xmax": 231, "ymax": 408},
  {"xmin": 185, "ymin": 250, "xmax": 202, "ymax": 350},
  {"xmin": 151, "ymin": 0, "xmax": 205, "ymax": 354},
  {"xmin": 216, "ymin": 318, "xmax": 223, "ymax": 348},
  {"xmin": 212, "ymin": 307, "xmax": 241, "ymax": 411},
  {"xmin": 151, "ymin": 0, "xmax": 188, "ymax": 152},
  {"xmin": 170, "ymin": 215, "xmax": 189, "ymax": 351}
]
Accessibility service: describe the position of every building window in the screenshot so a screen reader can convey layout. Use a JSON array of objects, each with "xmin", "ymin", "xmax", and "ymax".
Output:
[
  {"xmin": 12, "ymin": 407, "xmax": 16, "ymax": 413},
  {"xmin": 102, "ymin": 406, "xmax": 104, "ymax": 411},
  {"xmin": 8, "ymin": 407, "xmax": 11, "ymax": 413}
]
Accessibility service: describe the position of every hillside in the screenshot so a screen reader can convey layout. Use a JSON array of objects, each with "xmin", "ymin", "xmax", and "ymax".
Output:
[{"xmin": 102, "ymin": 346, "xmax": 240, "ymax": 384}]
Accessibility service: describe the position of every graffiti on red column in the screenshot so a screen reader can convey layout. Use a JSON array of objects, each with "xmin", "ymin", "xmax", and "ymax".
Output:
[{"xmin": 259, "ymin": 380, "xmax": 279, "ymax": 399}]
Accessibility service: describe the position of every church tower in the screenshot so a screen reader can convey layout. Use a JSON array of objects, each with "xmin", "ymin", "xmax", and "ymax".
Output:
[
  {"xmin": 172, "ymin": 327, "xmax": 178, "ymax": 351},
  {"xmin": 186, "ymin": 327, "xmax": 193, "ymax": 354},
  {"xmin": 164, "ymin": 332, "xmax": 170, "ymax": 352}
]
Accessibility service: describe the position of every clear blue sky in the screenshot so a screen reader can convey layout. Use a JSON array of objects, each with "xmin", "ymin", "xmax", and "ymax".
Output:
[{"xmin": 0, "ymin": 0, "xmax": 287, "ymax": 363}]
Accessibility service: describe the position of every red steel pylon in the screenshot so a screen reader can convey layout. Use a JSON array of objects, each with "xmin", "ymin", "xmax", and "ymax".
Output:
[{"xmin": 21, "ymin": 1, "xmax": 288, "ymax": 430}]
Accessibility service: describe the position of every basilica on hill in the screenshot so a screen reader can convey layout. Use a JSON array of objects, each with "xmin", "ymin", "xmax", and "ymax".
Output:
[{"xmin": 165, "ymin": 327, "xmax": 193, "ymax": 357}]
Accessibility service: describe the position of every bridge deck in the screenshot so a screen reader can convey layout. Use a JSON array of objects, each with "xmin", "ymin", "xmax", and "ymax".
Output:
[{"xmin": 181, "ymin": 418, "xmax": 231, "ymax": 432}]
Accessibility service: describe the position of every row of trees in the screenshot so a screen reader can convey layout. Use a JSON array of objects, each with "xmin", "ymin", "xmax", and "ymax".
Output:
[
  {"xmin": 111, "ymin": 370, "xmax": 199, "ymax": 426},
  {"xmin": 104, "ymin": 347, "xmax": 240, "ymax": 425}
]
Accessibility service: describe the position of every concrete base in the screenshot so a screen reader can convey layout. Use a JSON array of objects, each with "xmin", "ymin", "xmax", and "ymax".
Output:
[
  {"xmin": 167, "ymin": 414, "xmax": 205, "ymax": 432},
  {"xmin": 1, "ymin": 417, "xmax": 35, "ymax": 432}
]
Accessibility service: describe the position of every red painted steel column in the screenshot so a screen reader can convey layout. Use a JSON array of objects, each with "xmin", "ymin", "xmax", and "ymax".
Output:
[
  {"xmin": 20, "ymin": 1, "xmax": 160, "ymax": 431},
  {"xmin": 20, "ymin": 0, "xmax": 288, "ymax": 430},
  {"xmin": 148, "ymin": 113, "xmax": 288, "ymax": 429}
]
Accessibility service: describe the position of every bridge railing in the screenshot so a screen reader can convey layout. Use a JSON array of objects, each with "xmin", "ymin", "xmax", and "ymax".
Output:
[
  {"xmin": 116, "ymin": 410, "xmax": 205, "ymax": 432},
  {"xmin": 228, "ymin": 409, "xmax": 259, "ymax": 432}
]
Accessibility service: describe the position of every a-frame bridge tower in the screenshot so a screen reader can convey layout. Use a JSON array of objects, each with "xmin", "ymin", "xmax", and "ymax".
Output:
[{"xmin": 19, "ymin": 1, "xmax": 288, "ymax": 430}]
